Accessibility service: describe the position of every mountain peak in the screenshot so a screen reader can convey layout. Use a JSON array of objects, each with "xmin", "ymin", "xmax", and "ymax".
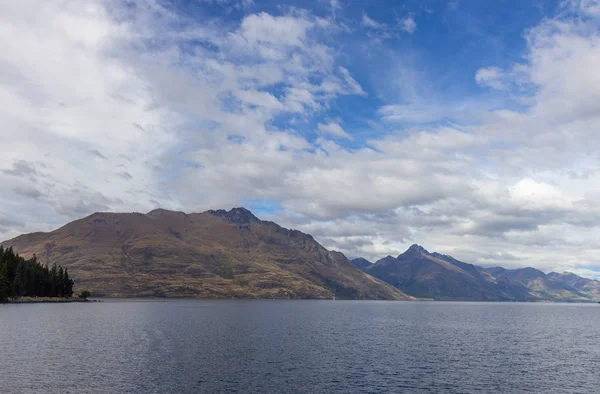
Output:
[
  {"xmin": 351, "ymin": 257, "xmax": 373, "ymax": 271},
  {"xmin": 405, "ymin": 244, "xmax": 429, "ymax": 254},
  {"xmin": 209, "ymin": 207, "xmax": 259, "ymax": 224}
]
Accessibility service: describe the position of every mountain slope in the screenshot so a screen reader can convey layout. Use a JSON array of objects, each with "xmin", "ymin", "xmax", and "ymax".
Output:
[
  {"xmin": 351, "ymin": 257, "xmax": 373, "ymax": 271},
  {"xmin": 366, "ymin": 245, "xmax": 532, "ymax": 301},
  {"xmin": 0, "ymin": 208, "xmax": 411, "ymax": 300},
  {"xmin": 547, "ymin": 272, "xmax": 600, "ymax": 300},
  {"xmin": 366, "ymin": 245, "xmax": 600, "ymax": 302}
]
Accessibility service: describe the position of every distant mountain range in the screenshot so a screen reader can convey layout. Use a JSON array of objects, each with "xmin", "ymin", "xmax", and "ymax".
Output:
[
  {"xmin": 354, "ymin": 244, "xmax": 600, "ymax": 302},
  {"xmin": 0, "ymin": 208, "xmax": 410, "ymax": 300},
  {"xmin": 2, "ymin": 208, "xmax": 599, "ymax": 302}
]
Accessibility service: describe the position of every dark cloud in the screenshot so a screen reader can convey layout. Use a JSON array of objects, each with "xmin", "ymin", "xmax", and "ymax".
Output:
[
  {"xmin": 2, "ymin": 160, "xmax": 37, "ymax": 177},
  {"xmin": 118, "ymin": 172, "xmax": 133, "ymax": 180},
  {"xmin": 12, "ymin": 185, "xmax": 42, "ymax": 199},
  {"xmin": 471, "ymin": 216, "xmax": 542, "ymax": 236},
  {"xmin": 89, "ymin": 149, "xmax": 107, "ymax": 159},
  {"xmin": 56, "ymin": 199, "xmax": 110, "ymax": 217},
  {"xmin": 0, "ymin": 214, "xmax": 23, "ymax": 230},
  {"xmin": 53, "ymin": 189, "xmax": 116, "ymax": 218}
]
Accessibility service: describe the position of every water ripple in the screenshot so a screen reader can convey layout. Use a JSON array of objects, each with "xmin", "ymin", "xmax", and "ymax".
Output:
[{"xmin": 1, "ymin": 300, "xmax": 599, "ymax": 393}]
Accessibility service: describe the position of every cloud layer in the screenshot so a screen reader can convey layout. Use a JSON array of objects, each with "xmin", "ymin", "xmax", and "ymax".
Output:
[{"xmin": 2, "ymin": 0, "xmax": 600, "ymax": 278}]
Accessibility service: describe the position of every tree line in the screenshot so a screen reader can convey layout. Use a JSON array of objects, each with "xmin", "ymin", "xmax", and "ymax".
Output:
[{"xmin": 0, "ymin": 246, "xmax": 74, "ymax": 302}]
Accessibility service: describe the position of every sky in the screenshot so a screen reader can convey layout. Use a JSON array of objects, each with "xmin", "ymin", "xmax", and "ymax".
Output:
[{"xmin": 2, "ymin": 0, "xmax": 600, "ymax": 278}]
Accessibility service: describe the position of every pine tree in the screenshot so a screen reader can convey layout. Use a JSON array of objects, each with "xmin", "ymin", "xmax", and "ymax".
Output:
[
  {"xmin": 63, "ymin": 268, "xmax": 74, "ymax": 298},
  {"xmin": 57, "ymin": 266, "xmax": 65, "ymax": 297},
  {"xmin": 0, "ymin": 261, "xmax": 8, "ymax": 302},
  {"xmin": 50, "ymin": 263, "xmax": 58, "ymax": 297},
  {"xmin": 0, "ymin": 248, "xmax": 73, "ymax": 300},
  {"xmin": 13, "ymin": 261, "xmax": 25, "ymax": 297}
]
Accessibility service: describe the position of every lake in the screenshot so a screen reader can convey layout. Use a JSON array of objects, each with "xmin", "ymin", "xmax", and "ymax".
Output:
[{"xmin": 1, "ymin": 300, "xmax": 599, "ymax": 393}]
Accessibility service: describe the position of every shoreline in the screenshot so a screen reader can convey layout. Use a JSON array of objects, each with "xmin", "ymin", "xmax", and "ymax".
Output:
[
  {"xmin": 2, "ymin": 297, "xmax": 99, "ymax": 304},
  {"xmin": 39, "ymin": 297, "xmax": 600, "ymax": 303},
  {"xmin": 2, "ymin": 296, "xmax": 597, "ymax": 304}
]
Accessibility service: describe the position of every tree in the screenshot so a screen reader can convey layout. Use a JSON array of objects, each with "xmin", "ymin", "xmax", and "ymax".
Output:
[
  {"xmin": 79, "ymin": 290, "xmax": 91, "ymax": 300},
  {"xmin": 0, "ymin": 248, "xmax": 74, "ymax": 300},
  {"xmin": 57, "ymin": 266, "xmax": 65, "ymax": 297},
  {"xmin": 63, "ymin": 268, "xmax": 74, "ymax": 298},
  {"xmin": 12, "ymin": 261, "xmax": 25, "ymax": 296},
  {"xmin": 50, "ymin": 263, "xmax": 58, "ymax": 297},
  {"xmin": 0, "ymin": 262, "xmax": 8, "ymax": 302}
]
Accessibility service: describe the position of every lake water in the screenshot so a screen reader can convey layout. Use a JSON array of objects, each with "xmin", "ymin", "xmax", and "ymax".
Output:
[{"xmin": 1, "ymin": 300, "xmax": 599, "ymax": 393}]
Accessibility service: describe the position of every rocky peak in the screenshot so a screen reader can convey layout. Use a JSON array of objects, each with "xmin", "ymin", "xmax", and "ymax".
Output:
[
  {"xmin": 209, "ymin": 207, "xmax": 259, "ymax": 224},
  {"xmin": 403, "ymin": 244, "xmax": 429, "ymax": 256}
]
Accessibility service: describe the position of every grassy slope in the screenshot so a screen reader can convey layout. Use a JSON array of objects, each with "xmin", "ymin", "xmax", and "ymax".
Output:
[{"xmin": 1, "ymin": 209, "xmax": 412, "ymax": 300}]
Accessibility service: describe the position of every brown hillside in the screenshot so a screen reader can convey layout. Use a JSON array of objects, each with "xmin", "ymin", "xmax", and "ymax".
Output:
[{"xmin": 1, "ymin": 208, "xmax": 411, "ymax": 300}]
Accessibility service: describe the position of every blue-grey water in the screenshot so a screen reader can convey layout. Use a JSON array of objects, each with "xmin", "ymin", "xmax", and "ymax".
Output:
[{"xmin": 1, "ymin": 300, "xmax": 599, "ymax": 393}]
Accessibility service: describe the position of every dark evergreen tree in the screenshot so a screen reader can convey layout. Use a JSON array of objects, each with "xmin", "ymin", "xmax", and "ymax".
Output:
[
  {"xmin": 13, "ymin": 261, "xmax": 25, "ymax": 296},
  {"xmin": 57, "ymin": 266, "xmax": 65, "ymax": 297},
  {"xmin": 0, "ymin": 260, "xmax": 8, "ymax": 302},
  {"xmin": 63, "ymin": 268, "xmax": 74, "ymax": 297},
  {"xmin": 50, "ymin": 263, "xmax": 58, "ymax": 296},
  {"xmin": 0, "ymin": 247, "xmax": 74, "ymax": 300}
]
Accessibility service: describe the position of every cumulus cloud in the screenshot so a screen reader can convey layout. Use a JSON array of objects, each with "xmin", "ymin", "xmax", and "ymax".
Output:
[
  {"xmin": 399, "ymin": 16, "xmax": 417, "ymax": 33},
  {"xmin": 237, "ymin": 12, "xmax": 313, "ymax": 49},
  {"xmin": 362, "ymin": 13, "xmax": 385, "ymax": 29},
  {"xmin": 317, "ymin": 122, "xmax": 351, "ymax": 139}
]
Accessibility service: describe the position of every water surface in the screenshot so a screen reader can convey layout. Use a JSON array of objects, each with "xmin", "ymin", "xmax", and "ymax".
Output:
[{"xmin": 1, "ymin": 300, "xmax": 599, "ymax": 393}]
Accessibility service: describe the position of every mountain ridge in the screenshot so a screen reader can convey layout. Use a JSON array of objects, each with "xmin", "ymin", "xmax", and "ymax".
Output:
[
  {"xmin": 361, "ymin": 244, "xmax": 600, "ymax": 302},
  {"xmin": 0, "ymin": 208, "xmax": 412, "ymax": 300},
  {"xmin": 4, "ymin": 215, "xmax": 599, "ymax": 302}
]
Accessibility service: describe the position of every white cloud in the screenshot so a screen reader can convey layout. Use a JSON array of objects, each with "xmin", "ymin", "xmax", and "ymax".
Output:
[
  {"xmin": 570, "ymin": 0, "xmax": 600, "ymax": 16},
  {"xmin": 399, "ymin": 16, "xmax": 417, "ymax": 34},
  {"xmin": 338, "ymin": 66, "xmax": 367, "ymax": 96},
  {"xmin": 362, "ymin": 13, "xmax": 385, "ymax": 29},
  {"xmin": 475, "ymin": 67, "xmax": 507, "ymax": 89},
  {"xmin": 0, "ymin": 1, "xmax": 175, "ymax": 233},
  {"xmin": 0, "ymin": 1, "xmax": 360, "ymax": 233},
  {"xmin": 238, "ymin": 12, "xmax": 313, "ymax": 49},
  {"xmin": 3, "ymin": 0, "xmax": 600, "ymax": 280},
  {"xmin": 235, "ymin": 90, "xmax": 285, "ymax": 111},
  {"xmin": 317, "ymin": 122, "xmax": 351, "ymax": 139},
  {"xmin": 329, "ymin": 0, "xmax": 341, "ymax": 19}
]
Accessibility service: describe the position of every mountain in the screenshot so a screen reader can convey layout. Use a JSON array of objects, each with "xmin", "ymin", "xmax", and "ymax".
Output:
[
  {"xmin": 0, "ymin": 208, "xmax": 411, "ymax": 300},
  {"xmin": 494, "ymin": 268, "xmax": 600, "ymax": 301},
  {"xmin": 366, "ymin": 245, "xmax": 532, "ymax": 301},
  {"xmin": 365, "ymin": 244, "xmax": 600, "ymax": 302},
  {"xmin": 351, "ymin": 257, "xmax": 373, "ymax": 271},
  {"xmin": 546, "ymin": 272, "xmax": 600, "ymax": 300}
]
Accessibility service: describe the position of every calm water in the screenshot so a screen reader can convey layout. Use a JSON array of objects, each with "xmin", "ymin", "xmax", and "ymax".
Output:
[{"xmin": 1, "ymin": 300, "xmax": 599, "ymax": 393}]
